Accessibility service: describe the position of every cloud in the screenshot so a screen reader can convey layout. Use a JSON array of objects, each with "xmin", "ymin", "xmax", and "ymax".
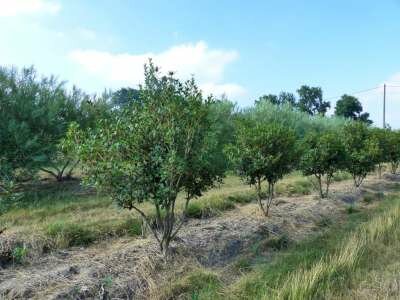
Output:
[
  {"xmin": 69, "ymin": 41, "xmax": 246, "ymax": 99},
  {"xmin": 200, "ymin": 82, "xmax": 246, "ymax": 99},
  {"xmin": 0, "ymin": 0, "xmax": 61, "ymax": 17}
]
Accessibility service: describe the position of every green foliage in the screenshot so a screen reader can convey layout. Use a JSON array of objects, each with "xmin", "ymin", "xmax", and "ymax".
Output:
[
  {"xmin": 255, "ymin": 91, "xmax": 296, "ymax": 107},
  {"xmin": 248, "ymin": 101, "xmax": 347, "ymax": 138},
  {"xmin": 300, "ymin": 131, "xmax": 346, "ymax": 198},
  {"xmin": 67, "ymin": 61, "xmax": 227, "ymax": 253},
  {"xmin": 297, "ymin": 85, "xmax": 330, "ymax": 116},
  {"xmin": 231, "ymin": 117, "xmax": 298, "ymax": 216},
  {"xmin": 386, "ymin": 130, "xmax": 400, "ymax": 174},
  {"xmin": 335, "ymin": 94, "xmax": 372, "ymax": 124},
  {"xmin": 12, "ymin": 245, "xmax": 28, "ymax": 264},
  {"xmin": 342, "ymin": 122, "xmax": 380, "ymax": 187}
]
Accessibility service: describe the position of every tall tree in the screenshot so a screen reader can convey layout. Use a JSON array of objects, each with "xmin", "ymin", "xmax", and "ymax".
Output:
[
  {"xmin": 111, "ymin": 87, "xmax": 141, "ymax": 109},
  {"xmin": 255, "ymin": 92, "xmax": 297, "ymax": 107},
  {"xmin": 335, "ymin": 94, "xmax": 372, "ymax": 124},
  {"xmin": 297, "ymin": 85, "xmax": 330, "ymax": 116}
]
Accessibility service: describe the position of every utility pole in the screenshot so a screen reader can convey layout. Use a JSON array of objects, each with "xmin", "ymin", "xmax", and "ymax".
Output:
[{"xmin": 383, "ymin": 84, "xmax": 386, "ymax": 128}]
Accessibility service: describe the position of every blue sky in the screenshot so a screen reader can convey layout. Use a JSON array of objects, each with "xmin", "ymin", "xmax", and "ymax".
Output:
[{"xmin": 1, "ymin": 0, "xmax": 400, "ymax": 127}]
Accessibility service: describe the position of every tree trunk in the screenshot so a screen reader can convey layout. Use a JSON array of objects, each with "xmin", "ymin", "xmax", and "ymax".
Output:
[
  {"xmin": 256, "ymin": 177, "xmax": 267, "ymax": 216},
  {"xmin": 265, "ymin": 182, "xmax": 275, "ymax": 217}
]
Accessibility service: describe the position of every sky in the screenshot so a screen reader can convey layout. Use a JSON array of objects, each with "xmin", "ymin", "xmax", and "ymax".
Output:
[{"xmin": 1, "ymin": 0, "xmax": 400, "ymax": 127}]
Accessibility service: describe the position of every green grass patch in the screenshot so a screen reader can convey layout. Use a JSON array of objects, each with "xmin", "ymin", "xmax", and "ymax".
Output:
[{"xmin": 160, "ymin": 269, "xmax": 221, "ymax": 300}]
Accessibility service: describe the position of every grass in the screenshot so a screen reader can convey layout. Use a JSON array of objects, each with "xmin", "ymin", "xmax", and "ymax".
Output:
[
  {"xmin": 159, "ymin": 268, "xmax": 221, "ymax": 300},
  {"xmin": 187, "ymin": 194, "xmax": 400, "ymax": 300},
  {"xmin": 0, "ymin": 171, "xmax": 348, "ymax": 255}
]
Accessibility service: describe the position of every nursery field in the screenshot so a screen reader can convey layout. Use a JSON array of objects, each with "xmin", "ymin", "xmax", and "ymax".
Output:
[{"xmin": 1, "ymin": 170, "xmax": 400, "ymax": 299}]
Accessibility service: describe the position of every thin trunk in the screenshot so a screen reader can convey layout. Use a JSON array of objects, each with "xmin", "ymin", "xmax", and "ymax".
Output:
[
  {"xmin": 377, "ymin": 163, "xmax": 382, "ymax": 179},
  {"xmin": 316, "ymin": 174, "xmax": 324, "ymax": 198},
  {"xmin": 256, "ymin": 177, "xmax": 266, "ymax": 216},
  {"xmin": 265, "ymin": 182, "xmax": 275, "ymax": 217}
]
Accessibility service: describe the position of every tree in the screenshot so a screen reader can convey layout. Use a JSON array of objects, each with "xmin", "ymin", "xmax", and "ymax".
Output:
[
  {"xmin": 386, "ymin": 130, "xmax": 400, "ymax": 174},
  {"xmin": 232, "ymin": 119, "xmax": 298, "ymax": 216},
  {"xmin": 342, "ymin": 122, "xmax": 380, "ymax": 187},
  {"xmin": 334, "ymin": 94, "xmax": 372, "ymax": 124},
  {"xmin": 370, "ymin": 127, "xmax": 391, "ymax": 178},
  {"xmin": 66, "ymin": 62, "xmax": 226, "ymax": 254},
  {"xmin": 300, "ymin": 131, "xmax": 346, "ymax": 198},
  {"xmin": 111, "ymin": 87, "xmax": 140, "ymax": 109},
  {"xmin": 297, "ymin": 85, "xmax": 330, "ymax": 116},
  {"xmin": 255, "ymin": 92, "xmax": 297, "ymax": 107}
]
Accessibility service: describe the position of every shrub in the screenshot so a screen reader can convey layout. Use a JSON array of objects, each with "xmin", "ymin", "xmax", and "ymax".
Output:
[
  {"xmin": 300, "ymin": 131, "xmax": 346, "ymax": 198},
  {"xmin": 342, "ymin": 122, "xmax": 380, "ymax": 188},
  {"xmin": 231, "ymin": 119, "xmax": 298, "ymax": 216},
  {"xmin": 66, "ymin": 62, "xmax": 227, "ymax": 254}
]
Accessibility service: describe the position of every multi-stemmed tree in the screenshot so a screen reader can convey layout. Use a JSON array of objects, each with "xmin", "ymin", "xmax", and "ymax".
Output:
[
  {"xmin": 231, "ymin": 117, "xmax": 298, "ymax": 216},
  {"xmin": 300, "ymin": 131, "xmax": 346, "ymax": 198},
  {"xmin": 66, "ymin": 62, "xmax": 227, "ymax": 254}
]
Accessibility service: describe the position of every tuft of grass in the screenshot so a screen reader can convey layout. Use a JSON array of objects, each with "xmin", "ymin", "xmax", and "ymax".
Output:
[
  {"xmin": 12, "ymin": 245, "xmax": 28, "ymax": 264},
  {"xmin": 332, "ymin": 171, "xmax": 352, "ymax": 182},
  {"xmin": 46, "ymin": 222, "xmax": 97, "ymax": 248},
  {"xmin": 347, "ymin": 205, "xmax": 359, "ymax": 214},
  {"xmin": 275, "ymin": 177, "xmax": 313, "ymax": 196},
  {"xmin": 160, "ymin": 269, "xmax": 221, "ymax": 300},
  {"xmin": 316, "ymin": 216, "xmax": 333, "ymax": 228}
]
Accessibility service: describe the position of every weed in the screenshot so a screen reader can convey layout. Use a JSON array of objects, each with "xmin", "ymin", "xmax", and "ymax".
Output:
[
  {"xmin": 347, "ymin": 205, "xmax": 359, "ymax": 214},
  {"xmin": 316, "ymin": 216, "xmax": 333, "ymax": 227},
  {"xmin": 12, "ymin": 245, "xmax": 28, "ymax": 264}
]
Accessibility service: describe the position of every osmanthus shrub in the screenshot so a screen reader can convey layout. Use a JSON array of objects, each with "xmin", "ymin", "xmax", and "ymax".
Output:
[
  {"xmin": 300, "ymin": 131, "xmax": 346, "ymax": 198},
  {"xmin": 386, "ymin": 129, "xmax": 400, "ymax": 174},
  {"xmin": 342, "ymin": 122, "xmax": 380, "ymax": 188},
  {"xmin": 230, "ymin": 118, "xmax": 298, "ymax": 216},
  {"xmin": 65, "ymin": 62, "xmax": 226, "ymax": 254},
  {"xmin": 370, "ymin": 127, "xmax": 391, "ymax": 178}
]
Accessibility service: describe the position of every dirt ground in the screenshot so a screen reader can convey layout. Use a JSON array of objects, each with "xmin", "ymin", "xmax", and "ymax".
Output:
[{"xmin": 0, "ymin": 174, "xmax": 398, "ymax": 299}]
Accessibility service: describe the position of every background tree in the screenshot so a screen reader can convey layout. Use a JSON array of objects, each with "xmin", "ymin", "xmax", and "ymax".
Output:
[
  {"xmin": 334, "ymin": 94, "xmax": 372, "ymax": 124},
  {"xmin": 297, "ymin": 85, "xmax": 330, "ymax": 116},
  {"xmin": 111, "ymin": 87, "xmax": 140, "ymax": 109},
  {"xmin": 300, "ymin": 131, "xmax": 346, "ymax": 198},
  {"xmin": 342, "ymin": 122, "xmax": 380, "ymax": 187},
  {"xmin": 66, "ymin": 62, "xmax": 226, "ymax": 254},
  {"xmin": 232, "ymin": 119, "xmax": 298, "ymax": 216},
  {"xmin": 255, "ymin": 92, "xmax": 297, "ymax": 107}
]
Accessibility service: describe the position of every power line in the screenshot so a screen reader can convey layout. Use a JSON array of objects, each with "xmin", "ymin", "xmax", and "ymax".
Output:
[{"xmin": 324, "ymin": 86, "xmax": 381, "ymax": 101}]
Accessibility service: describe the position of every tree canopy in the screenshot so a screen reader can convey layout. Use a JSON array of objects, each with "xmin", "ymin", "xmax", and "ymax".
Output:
[{"xmin": 335, "ymin": 94, "xmax": 372, "ymax": 124}]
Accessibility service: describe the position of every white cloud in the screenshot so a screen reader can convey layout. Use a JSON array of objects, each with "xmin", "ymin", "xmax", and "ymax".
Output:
[
  {"xmin": 69, "ymin": 41, "xmax": 246, "ymax": 99},
  {"xmin": 0, "ymin": 0, "xmax": 61, "ymax": 17},
  {"xmin": 200, "ymin": 82, "xmax": 246, "ymax": 99}
]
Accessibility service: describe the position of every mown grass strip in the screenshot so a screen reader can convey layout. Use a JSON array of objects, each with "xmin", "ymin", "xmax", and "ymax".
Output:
[{"xmin": 186, "ymin": 195, "xmax": 400, "ymax": 300}]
